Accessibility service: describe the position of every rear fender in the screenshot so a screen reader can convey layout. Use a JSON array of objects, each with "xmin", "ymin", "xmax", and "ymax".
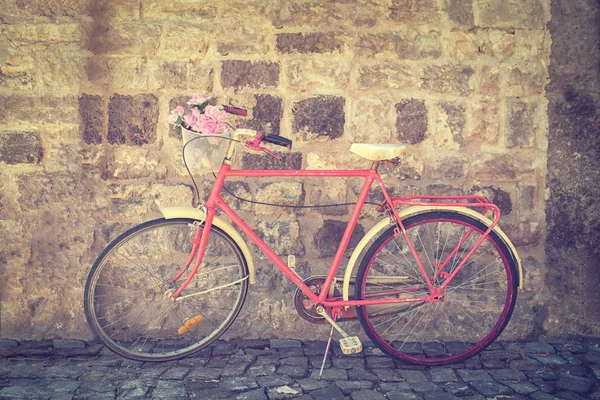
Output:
[
  {"xmin": 160, "ymin": 207, "xmax": 256, "ymax": 284},
  {"xmin": 342, "ymin": 206, "xmax": 523, "ymax": 301}
]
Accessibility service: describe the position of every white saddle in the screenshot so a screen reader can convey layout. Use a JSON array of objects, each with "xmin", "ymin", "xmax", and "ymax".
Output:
[{"xmin": 350, "ymin": 144, "xmax": 406, "ymax": 161}]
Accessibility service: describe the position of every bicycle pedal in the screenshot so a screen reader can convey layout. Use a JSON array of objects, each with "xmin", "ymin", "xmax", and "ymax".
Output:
[{"xmin": 339, "ymin": 336, "xmax": 362, "ymax": 354}]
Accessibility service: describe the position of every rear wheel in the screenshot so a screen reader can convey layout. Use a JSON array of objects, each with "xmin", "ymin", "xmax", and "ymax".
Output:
[
  {"xmin": 355, "ymin": 211, "xmax": 517, "ymax": 365},
  {"xmin": 84, "ymin": 218, "xmax": 248, "ymax": 361}
]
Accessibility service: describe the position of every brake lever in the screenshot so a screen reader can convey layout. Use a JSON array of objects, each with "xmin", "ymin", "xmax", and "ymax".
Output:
[{"xmin": 244, "ymin": 132, "xmax": 282, "ymax": 161}]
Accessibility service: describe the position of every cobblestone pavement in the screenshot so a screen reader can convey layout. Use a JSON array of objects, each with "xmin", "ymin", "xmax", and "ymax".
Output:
[{"xmin": 0, "ymin": 338, "xmax": 599, "ymax": 399}]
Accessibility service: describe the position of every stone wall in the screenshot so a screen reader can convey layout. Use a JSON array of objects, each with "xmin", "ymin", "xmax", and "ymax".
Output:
[{"xmin": 0, "ymin": 0, "xmax": 556, "ymax": 340}]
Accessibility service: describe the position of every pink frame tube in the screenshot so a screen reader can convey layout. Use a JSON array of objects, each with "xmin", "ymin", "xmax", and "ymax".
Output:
[{"xmin": 171, "ymin": 162, "xmax": 498, "ymax": 307}]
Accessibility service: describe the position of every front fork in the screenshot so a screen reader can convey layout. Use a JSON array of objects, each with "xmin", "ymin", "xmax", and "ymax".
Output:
[{"xmin": 169, "ymin": 207, "xmax": 217, "ymax": 299}]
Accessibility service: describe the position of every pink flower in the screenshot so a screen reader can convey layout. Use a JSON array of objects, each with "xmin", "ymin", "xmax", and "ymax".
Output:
[
  {"xmin": 204, "ymin": 105, "xmax": 228, "ymax": 123},
  {"xmin": 193, "ymin": 115, "xmax": 219, "ymax": 134},
  {"xmin": 167, "ymin": 106, "xmax": 184, "ymax": 124},
  {"xmin": 187, "ymin": 94, "xmax": 207, "ymax": 106}
]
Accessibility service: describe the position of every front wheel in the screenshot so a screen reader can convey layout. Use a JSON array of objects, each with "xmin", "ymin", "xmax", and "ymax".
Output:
[
  {"xmin": 84, "ymin": 218, "xmax": 249, "ymax": 361},
  {"xmin": 355, "ymin": 211, "xmax": 517, "ymax": 366}
]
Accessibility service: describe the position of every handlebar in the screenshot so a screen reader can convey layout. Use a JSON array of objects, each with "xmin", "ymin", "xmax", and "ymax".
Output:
[{"xmin": 222, "ymin": 105, "xmax": 248, "ymax": 116}]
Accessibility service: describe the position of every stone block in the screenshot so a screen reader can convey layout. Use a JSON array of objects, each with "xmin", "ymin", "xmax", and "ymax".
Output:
[
  {"xmin": 0, "ymin": 51, "xmax": 34, "ymax": 90},
  {"xmin": 506, "ymin": 63, "xmax": 547, "ymax": 96},
  {"xmin": 434, "ymin": 101, "xmax": 466, "ymax": 150},
  {"xmin": 186, "ymin": 63, "xmax": 214, "ymax": 90},
  {"xmin": 472, "ymin": 99, "xmax": 500, "ymax": 144},
  {"xmin": 287, "ymin": 59, "xmax": 351, "ymax": 91},
  {"xmin": 471, "ymin": 186, "xmax": 513, "ymax": 215},
  {"xmin": 254, "ymin": 220, "xmax": 305, "ymax": 257},
  {"xmin": 471, "ymin": 153, "xmax": 534, "ymax": 181},
  {"xmin": 357, "ymin": 30, "xmax": 441, "ymax": 59},
  {"xmin": 88, "ymin": 22, "xmax": 160, "ymax": 56},
  {"xmin": 101, "ymin": 146, "xmax": 167, "ymax": 180},
  {"xmin": 0, "ymin": 95, "xmax": 79, "ymax": 125},
  {"xmin": 241, "ymin": 152, "xmax": 302, "ymax": 170},
  {"xmin": 306, "ymin": 152, "xmax": 363, "ymax": 170},
  {"xmin": 33, "ymin": 44, "xmax": 88, "ymax": 91},
  {"xmin": 254, "ymin": 182, "xmax": 303, "ymax": 214},
  {"xmin": 223, "ymin": 181, "xmax": 253, "ymax": 211},
  {"xmin": 430, "ymin": 157, "xmax": 466, "ymax": 180},
  {"xmin": 143, "ymin": 1, "xmax": 217, "ymax": 24},
  {"xmin": 306, "ymin": 181, "xmax": 348, "ymax": 216},
  {"xmin": 79, "ymin": 94, "xmax": 104, "ymax": 145},
  {"xmin": 0, "ymin": 0, "xmax": 88, "ymax": 16},
  {"xmin": 314, "ymin": 219, "xmax": 364, "ymax": 257},
  {"xmin": 395, "ymin": 99, "xmax": 428, "ymax": 144},
  {"xmin": 346, "ymin": 95, "xmax": 394, "ymax": 143},
  {"xmin": 357, "ymin": 62, "xmax": 420, "ymax": 90},
  {"xmin": 292, "ymin": 96, "xmax": 345, "ymax": 140},
  {"xmin": 0, "ymin": 23, "xmax": 82, "ymax": 43},
  {"xmin": 107, "ymin": 93, "xmax": 159, "ymax": 145},
  {"xmin": 422, "ymin": 64, "xmax": 474, "ymax": 96},
  {"xmin": 447, "ymin": 0, "xmax": 474, "ymax": 26},
  {"xmin": 506, "ymin": 100, "xmax": 538, "ymax": 148},
  {"xmin": 238, "ymin": 94, "xmax": 283, "ymax": 135},
  {"xmin": 158, "ymin": 26, "xmax": 208, "ymax": 60},
  {"xmin": 0, "ymin": 131, "xmax": 42, "ymax": 165},
  {"xmin": 447, "ymin": 32, "xmax": 479, "ymax": 60},
  {"xmin": 277, "ymin": 32, "xmax": 343, "ymax": 54},
  {"xmin": 216, "ymin": 17, "xmax": 270, "ymax": 56},
  {"xmin": 149, "ymin": 60, "xmax": 186, "ymax": 90},
  {"xmin": 105, "ymin": 56, "xmax": 148, "ymax": 90},
  {"xmin": 221, "ymin": 60, "xmax": 279, "ymax": 90},
  {"xmin": 389, "ymin": 0, "xmax": 441, "ymax": 23},
  {"xmin": 53, "ymin": 339, "xmax": 86, "ymax": 349},
  {"xmin": 475, "ymin": 0, "xmax": 546, "ymax": 29}
]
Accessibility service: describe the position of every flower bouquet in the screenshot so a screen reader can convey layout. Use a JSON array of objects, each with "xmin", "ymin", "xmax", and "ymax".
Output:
[{"xmin": 169, "ymin": 94, "xmax": 232, "ymax": 172}]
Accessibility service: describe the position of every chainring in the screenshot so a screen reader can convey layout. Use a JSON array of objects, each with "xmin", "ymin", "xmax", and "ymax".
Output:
[{"xmin": 293, "ymin": 276, "xmax": 342, "ymax": 324}]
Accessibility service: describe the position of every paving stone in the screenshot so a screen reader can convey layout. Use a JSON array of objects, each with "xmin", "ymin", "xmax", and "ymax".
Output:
[
  {"xmin": 531, "ymin": 378, "xmax": 556, "ymax": 393},
  {"xmin": 310, "ymin": 367, "xmax": 347, "ymax": 381},
  {"xmin": 331, "ymin": 356, "xmax": 365, "ymax": 369},
  {"xmin": 303, "ymin": 341, "xmax": 328, "ymax": 356},
  {"xmin": 53, "ymin": 339, "xmax": 87, "ymax": 349},
  {"xmin": 238, "ymin": 339, "xmax": 270, "ymax": 350},
  {"xmin": 399, "ymin": 370, "xmax": 428, "ymax": 382},
  {"xmin": 523, "ymin": 342, "xmax": 557, "ymax": 355},
  {"xmin": 555, "ymin": 373, "xmax": 596, "ymax": 394},
  {"xmin": 309, "ymin": 385, "xmax": 346, "ymax": 400},
  {"xmin": 186, "ymin": 367, "xmax": 222, "ymax": 380},
  {"xmin": 365, "ymin": 356, "xmax": 395, "ymax": 369},
  {"xmin": 502, "ymin": 380, "xmax": 539, "ymax": 395},
  {"xmin": 246, "ymin": 364, "xmax": 277, "ymax": 377},
  {"xmin": 335, "ymin": 380, "xmax": 373, "ymax": 395},
  {"xmin": 456, "ymin": 369, "xmax": 493, "ymax": 382},
  {"xmin": 385, "ymin": 391, "xmax": 424, "ymax": 400},
  {"xmin": 281, "ymin": 356, "xmax": 308, "ymax": 366},
  {"xmin": 429, "ymin": 368, "xmax": 457, "ymax": 383},
  {"xmin": 266, "ymin": 385, "xmax": 302, "ymax": 400},
  {"xmin": 235, "ymin": 388, "xmax": 268, "ymax": 400},
  {"xmin": 269, "ymin": 339, "xmax": 302, "ymax": 349},
  {"xmin": 422, "ymin": 392, "xmax": 460, "ymax": 400},
  {"xmin": 276, "ymin": 364, "xmax": 309, "ymax": 378},
  {"xmin": 409, "ymin": 381, "xmax": 439, "ymax": 393},
  {"xmin": 527, "ymin": 369, "xmax": 558, "ymax": 381},
  {"xmin": 0, "ymin": 339, "xmax": 19, "ymax": 348},
  {"xmin": 219, "ymin": 376, "xmax": 259, "ymax": 392},
  {"xmin": 442, "ymin": 382, "xmax": 476, "ymax": 397},
  {"xmin": 469, "ymin": 380, "xmax": 513, "ymax": 396},
  {"xmin": 556, "ymin": 391, "xmax": 589, "ymax": 400},
  {"xmin": 256, "ymin": 374, "xmax": 294, "ymax": 388},
  {"xmin": 151, "ymin": 380, "xmax": 188, "ymax": 399},
  {"xmin": 207, "ymin": 356, "xmax": 230, "ymax": 368},
  {"xmin": 212, "ymin": 341, "xmax": 237, "ymax": 356},
  {"xmin": 160, "ymin": 367, "xmax": 190, "ymax": 380},
  {"xmin": 371, "ymin": 368, "xmax": 404, "ymax": 382},
  {"xmin": 348, "ymin": 368, "xmax": 380, "ymax": 382},
  {"xmin": 529, "ymin": 391, "xmax": 560, "ymax": 400},
  {"xmin": 378, "ymin": 382, "xmax": 413, "ymax": 392},
  {"xmin": 530, "ymin": 353, "xmax": 569, "ymax": 366},
  {"xmin": 487, "ymin": 368, "xmax": 528, "ymax": 381},
  {"xmin": 0, "ymin": 383, "xmax": 53, "ymax": 399},
  {"xmin": 349, "ymin": 389, "xmax": 387, "ymax": 400},
  {"xmin": 297, "ymin": 378, "xmax": 330, "ymax": 392}
]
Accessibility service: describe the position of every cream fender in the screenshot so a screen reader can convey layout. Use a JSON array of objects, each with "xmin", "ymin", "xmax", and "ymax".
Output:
[
  {"xmin": 342, "ymin": 206, "xmax": 524, "ymax": 302},
  {"xmin": 160, "ymin": 207, "xmax": 256, "ymax": 284}
]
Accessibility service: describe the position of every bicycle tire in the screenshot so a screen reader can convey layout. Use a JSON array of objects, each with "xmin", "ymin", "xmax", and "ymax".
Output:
[
  {"xmin": 84, "ymin": 218, "xmax": 249, "ymax": 361},
  {"xmin": 355, "ymin": 211, "xmax": 517, "ymax": 365}
]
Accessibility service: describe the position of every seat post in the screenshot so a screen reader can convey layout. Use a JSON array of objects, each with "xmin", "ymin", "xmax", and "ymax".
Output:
[{"xmin": 370, "ymin": 161, "xmax": 380, "ymax": 171}]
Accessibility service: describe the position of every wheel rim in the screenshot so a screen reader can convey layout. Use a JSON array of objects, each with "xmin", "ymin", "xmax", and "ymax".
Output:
[
  {"xmin": 357, "ymin": 214, "xmax": 516, "ymax": 365},
  {"xmin": 86, "ymin": 220, "xmax": 247, "ymax": 360}
]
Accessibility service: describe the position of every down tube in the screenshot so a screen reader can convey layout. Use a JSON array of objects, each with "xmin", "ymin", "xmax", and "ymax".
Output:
[{"xmin": 215, "ymin": 197, "xmax": 319, "ymax": 303}]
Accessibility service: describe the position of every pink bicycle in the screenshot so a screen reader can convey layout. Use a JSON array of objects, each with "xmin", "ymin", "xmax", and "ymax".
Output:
[{"xmin": 84, "ymin": 104, "xmax": 522, "ymax": 367}]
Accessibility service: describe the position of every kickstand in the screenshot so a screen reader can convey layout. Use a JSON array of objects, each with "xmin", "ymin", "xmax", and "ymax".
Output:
[{"xmin": 319, "ymin": 324, "xmax": 335, "ymax": 379}]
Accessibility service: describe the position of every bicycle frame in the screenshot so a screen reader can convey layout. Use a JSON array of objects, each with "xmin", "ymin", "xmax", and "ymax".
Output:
[{"xmin": 169, "ymin": 156, "xmax": 502, "ymax": 311}]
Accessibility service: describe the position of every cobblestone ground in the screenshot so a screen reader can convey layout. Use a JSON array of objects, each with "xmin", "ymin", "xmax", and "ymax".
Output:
[{"xmin": 0, "ymin": 338, "xmax": 599, "ymax": 399}]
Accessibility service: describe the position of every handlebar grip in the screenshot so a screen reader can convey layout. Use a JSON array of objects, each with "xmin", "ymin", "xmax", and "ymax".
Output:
[
  {"xmin": 263, "ymin": 134, "xmax": 293, "ymax": 150},
  {"xmin": 223, "ymin": 105, "xmax": 248, "ymax": 116}
]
